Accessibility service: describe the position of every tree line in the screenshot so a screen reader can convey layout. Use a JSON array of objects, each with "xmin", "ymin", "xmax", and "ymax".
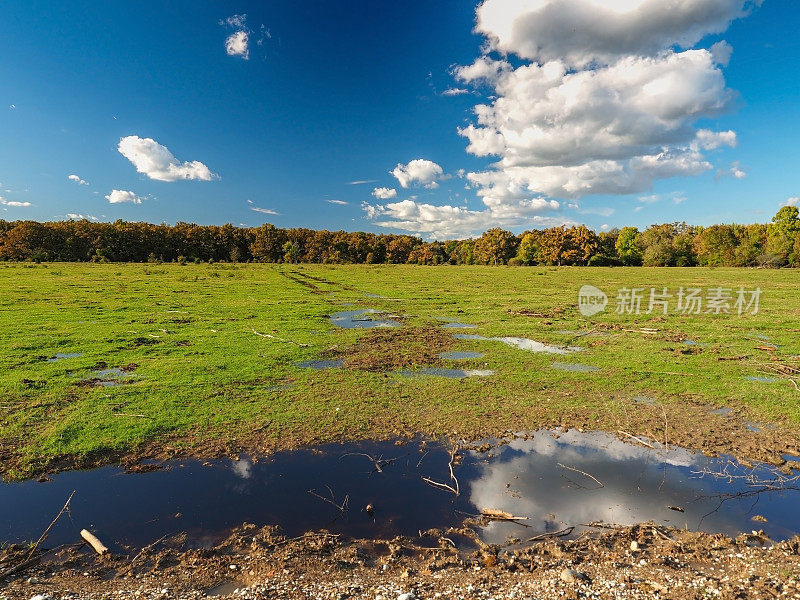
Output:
[{"xmin": 1, "ymin": 206, "xmax": 799, "ymax": 267}]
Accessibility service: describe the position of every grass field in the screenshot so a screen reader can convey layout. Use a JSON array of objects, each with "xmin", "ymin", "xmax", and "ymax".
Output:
[{"xmin": 2, "ymin": 262, "xmax": 799, "ymax": 479}]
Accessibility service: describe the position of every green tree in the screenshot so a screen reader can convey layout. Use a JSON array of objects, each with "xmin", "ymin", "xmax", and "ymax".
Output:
[{"xmin": 614, "ymin": 227, "xmax": 642, "ymax": 265}]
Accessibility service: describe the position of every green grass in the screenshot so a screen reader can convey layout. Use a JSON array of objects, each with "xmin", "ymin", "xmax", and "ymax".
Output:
[{"xmin": 1, "ymin": 262, "xmax": 799, "ymax": 479}]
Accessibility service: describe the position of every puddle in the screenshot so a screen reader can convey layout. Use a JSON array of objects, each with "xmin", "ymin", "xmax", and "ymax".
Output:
[
  {"xmin": 265, "ymin": 382, "xmax": 296, "ymax": 392},
  {"xmin": 633, "ymin": 395, "xmax": 657, "ymax": 406},
  {"xmin": 551, "ymin": 362, "xmax": 599, "ymax": 373},
  {"xmin": 453, "ymin": 334, "xmax": 582, "ymax": 355},
  {"xmin": 82, "ymin": 367, "xmax": 137, "ymax": 387},
  {"xmin": 296, "ymin": 359, "xmax": 344, "ymax": 370},
  {"xmin": 745, "ymin": 376, "xmax": 779, "ymax": 383},
  {"xmin": 398, "ymin": 368, "xmax": 494, "ymax": 379},
  {"xmin": 783, "ymin": 454, "xmax": 800, "ymax": 463},
  {"xmin": 363, "ymin": 292, "xmax": 385, "ymax": 299},
  {"xmin": 4, "ymin": 432, "xmax": 800, "ymax": 551},
  {"xmin": 47, "ymin": 353, "xmax": 83, "ymax": 362},
  {"xmin": 442, "ymin": 322, "xmax": 478, "ymax": 329},
  {"xmin": 328, "ymin": 309, "xmax": 400, "ymax": 329},
  {"xmin": 438, "ymin": 351, "xmax": 484, "ymax": 361},
  {"xmin": 710, "ymin": 407, "xmax": 734, "ymax": 417}
]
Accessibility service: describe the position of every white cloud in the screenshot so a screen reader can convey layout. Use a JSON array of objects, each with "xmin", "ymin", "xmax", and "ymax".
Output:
[
  {"xmin": 442, "ymin": 88, "xmax": 470, "ymax": 96},
  {"xmin": 694, "ymin": 129, "xmax": 737, "ymax": 150},
  {"xmin": 225, "ymin": 30, "xmax": 249, "ymax": 59},
  {"xmin": 326, "ymin": 199, "xmax": 348, "ymax": 205},
  {"xmin": 220, "ymin": 14, "xmax": 247, "ymax": 28},
  {"xmin": 0, "ymin": 196, "xmax": 31, "ymax": 207},
  {"xmin": 782, "ymin": 197, "xmax": 799, "ymax": 207},
  {"xmin": 118, "ymin": 136, "xmax": 217, "ymax": 182},
  {"xmin": 452, "ymin": 1, "xmax": 756, "ymax": 202},
  {"xmin": 716, "ymin": 161, "xmax": 746, "ymax": 180},
  {"xmin": 363, "ymin": 196, "xmax": 562, "ymax": 239},
  {"xmin": 105, "ymin": 189, "xmax": 144, "ymax": 204},
  {"xmin": 391, "ymin": 159, "xmax": 447, "ymax": 189},
  {"xmin": 68, "ymin": 174, "xmax": 89, "ymax": 186},
  {"xmin": 710, "ymin": 40, "xmax": 734, "ymax": 67},
  {"xmin": 347, "ymin": 179, "xmax": 377, "ymax": 185},
  {"xmin": 251, "ymin": 206, "xmax": 279, "ymax": 215},
  {"xmin": 372, "ymin": 187, "xmax": 397, "ymax": 200},
  {"xmin": 475, "ymin": 0, "xmax": 759, "ymax": 67},
  {"xmin": 65, "ymin": 213, "xmax": 98, "ymax": 221},
  {"xmin": 9, "ymin": 104, "xmax": 16, "ymax": 110}
]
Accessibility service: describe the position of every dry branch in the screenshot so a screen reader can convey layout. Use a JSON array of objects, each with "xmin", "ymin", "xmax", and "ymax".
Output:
[{"xmin": 81, "ymin": 529, "xmax": 109, "ymax": 555}]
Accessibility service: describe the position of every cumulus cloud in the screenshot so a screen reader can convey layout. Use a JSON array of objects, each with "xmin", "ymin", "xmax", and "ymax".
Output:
[
  {"xmin": 782, "ymin": 197, "xmax": 799, "ymax": 207},
  {"xmin": 68, "ymin": 174, "xmax": 89, "ymax": 186},
  {"xmin": 221, "ymin": 14, "xmax": 250, "ymax": 59},
  {"xmin": 475, "ymin": 0, "xmax": 759, "ymax": 67},
  {"xmin": 66, "ymin": 213, "xmax": 98, "ymax": 221},
  {"xmin": 251, "ymin": 206, "xmax": 279, "ymax": 215},
  {"xmin": 372, "ymin": 187, "xmax": 397, "ymax": 200},
  {"xmin": 391, "ymin": 159, "xmax": 447, "ymax": 189},
  {"xmin": 0, "ymin": 196, "xmax": 31, "ymax": 207},
  {"xmin": 118, "ymin": 136, "xmax": 217, "ymax": 182},
  {"xmin": 105, "ymin": 189, "xmax": 144, "ymax": 204},
  {"xmin": 363, "ymin": 196, "xmax": 563, "ymax": 239},
  {"xmin": 452, "ymin": 0, "xmax": 755, "ymax": 203},
  {"xmin": 225, "ymin": 30, "xmax": 249, "ymax": 59}
]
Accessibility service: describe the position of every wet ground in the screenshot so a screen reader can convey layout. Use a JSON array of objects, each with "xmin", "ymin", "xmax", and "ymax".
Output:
[
  {"xmin": 328, "ymin": 309, "xmax": 400, "ymax": 329},
  {"xmin": 4, "ymin": 431, "xmax": 799, "ymax": 554}
]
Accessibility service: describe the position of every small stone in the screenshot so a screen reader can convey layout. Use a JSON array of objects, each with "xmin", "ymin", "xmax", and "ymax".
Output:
[
  {"xmin": 560, "ymin": 568, "xmax": 589, "ymax": 584},
  {"xmin": 397, "ymin": 594, "xmax": 416, "ymax": 600},
  {"xmin": 30, "ymin": 595, "xmax": 53, "ymax": 600},
  {"xmin": 630, "ymin": 541, "xmax": 640, "ymax": 551},
  {"xmin": 229, "ymin": 564, "xmax": 238, "ymax": 570},
  {"xmin": 26, "ymin": 577, "xmax": 39, "ymax": 584}
]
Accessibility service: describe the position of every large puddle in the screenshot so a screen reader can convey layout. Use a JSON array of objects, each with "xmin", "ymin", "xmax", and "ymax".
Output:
[{"xmin": 3, "ymin": 431, "xmax": 798, "ymax": 553}]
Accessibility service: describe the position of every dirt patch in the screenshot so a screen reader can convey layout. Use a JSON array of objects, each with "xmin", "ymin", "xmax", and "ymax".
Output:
[
  {"xmin": 4, "ymin": 523, "xmax": 798, "ymax": 599},
  {"xmin": 335, "ymin": 325, "xmax": 457, "ymax": 372}
]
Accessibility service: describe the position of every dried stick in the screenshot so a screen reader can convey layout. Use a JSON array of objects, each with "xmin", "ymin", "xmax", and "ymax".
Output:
[
  {"xmin": 524, "ymin": 526, "xmax": 574, "ymax": 543},
  {"xmin": 24, "ymin": 490, "xmax": 75, "ymax": 563},
  {"xmin": 557, "ymin": 463, "xmax": 604, "ymax": 488},
  {"xmin": 617, "ymin": 430, "xmax": 655, "ymax": 449},
  {"xmin": 252, "ymin": 329, "xmax": 310, "ymax": 347},
  {"xmin": 308, "ymin": 486, "xmax": 349, "ymax": 514}
]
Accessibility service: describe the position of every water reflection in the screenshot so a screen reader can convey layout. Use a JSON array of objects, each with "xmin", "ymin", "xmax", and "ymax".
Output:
[
  {"xmin": 454, "ymin": 334, "xmax": 582, "ymax": 354},
  {"xmin": 3, "ymin": 431, "xmax": 798, "ymax": 551}
]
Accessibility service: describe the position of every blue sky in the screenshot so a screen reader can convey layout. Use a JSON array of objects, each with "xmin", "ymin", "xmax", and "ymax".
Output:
[{"xmin": 0, "ymin": 1, "xmax": 797, "ymax": 239}]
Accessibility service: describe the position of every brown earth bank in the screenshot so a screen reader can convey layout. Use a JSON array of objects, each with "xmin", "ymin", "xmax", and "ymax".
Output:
[
  {"xmin": 6, "ymin": 395, "xmax": 800, "ymax": 483},
  {"xmin": 3, "ymin": 523, "xmax": 800, "ymax": 599}
]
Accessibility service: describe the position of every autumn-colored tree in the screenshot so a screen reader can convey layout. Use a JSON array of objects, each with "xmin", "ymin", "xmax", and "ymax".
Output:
[
  {"xmin": 614, "ymin": 227, "xmax": 641, "ymax": 265},
  {"xmin": 693, "ymin": 225, "xmax": 738, "ymax": 266},
  {"xmin": 473, "ymin": 228, "xmax": 517, "ymax": 265}
]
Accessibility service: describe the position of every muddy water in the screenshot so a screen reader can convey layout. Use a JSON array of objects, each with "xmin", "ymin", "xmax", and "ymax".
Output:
[
  {"xmin": 3, "ymin": 431, "xmax": 799, "ymax": 552},
  {"xmin": 453, "ymin": 334, "xmax": 582, "ymax": 354}
]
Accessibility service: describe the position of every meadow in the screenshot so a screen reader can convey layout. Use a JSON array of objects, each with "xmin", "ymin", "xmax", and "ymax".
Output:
[{"xmin": 1, "ymin": 262, "xmax": 799, "ymax": 480}]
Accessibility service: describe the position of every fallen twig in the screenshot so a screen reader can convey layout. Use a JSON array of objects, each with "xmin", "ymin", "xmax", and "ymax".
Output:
[
  {"xmin": 617, "ymin": 430, "xmax": 656, "ymax": 449},
  {"xmin": 252, "ymin": 329, "xmax": 310, "ymax": 347},
  {"xmin": 524, "ymin": 526, "xmax": 574, "ymax": 543},
  {"xmin": 24, "ymin": 490, "xmax": 75, "ymax": 564},
  {"xmin": 481, "ymin": 508, "xmax": 529, "ymax": 522},
  {"xmin": 422, "ymin": 447, "xmax": 460, "ymax": 496},
  {"xmin": 308, "ymin": 486, "xmax": 349, "ymax": 514},
  {"xmin": 557, "ymin": 462, "xmax": 604, "ymax": 488},
  {"xmin": 340, "ymin": 452, "xmax": 400, "ymax": 473}
]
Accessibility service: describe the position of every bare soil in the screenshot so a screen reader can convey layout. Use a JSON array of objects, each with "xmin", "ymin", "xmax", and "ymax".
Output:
[{"xmin": 4, "ymin": 523, "xmax": 799, "ymax": 599}]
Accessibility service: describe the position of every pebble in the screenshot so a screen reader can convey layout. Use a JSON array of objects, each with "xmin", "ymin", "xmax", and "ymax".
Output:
[
  {"xmin": 560, "ymin": 568, "xmax": 589, "ymax": 584},
  {"xmin": 630, "ymin": 541, "xmax": 639, "ymax": 551},
  {"xmin": 397, "ymin": 593, "xmax": 416, "ymax": 600}
]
